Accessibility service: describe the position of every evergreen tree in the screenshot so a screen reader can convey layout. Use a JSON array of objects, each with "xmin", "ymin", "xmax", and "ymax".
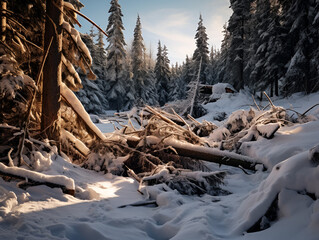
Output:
[
  {"xmin": 76, "ymin": 34, "xmax": 109, "ymax": 114},
  {"xmin": 227, "ymin": 0, "xmax": 251, "ymax": 90},
  {"xmin": 155, "ymin": 42, "xmax": 171, "ymax": 106},
  {"xmin": 215, "ymin": 23, "xmax": 231, "ymax": 84},
  {"xmin": 280, "ymin": 0, "xmax": 317, "ymax": 95},
  {"xmin": 192, "ymin": 15, "xmax": 210, "ymax": 84},
  {"xmin": 105, "ymin": 0, "xmax": 130, "ymax": 111},
  {"xmin": 131, "ymin": 15, "xmax": 147, "ymax": 103}
]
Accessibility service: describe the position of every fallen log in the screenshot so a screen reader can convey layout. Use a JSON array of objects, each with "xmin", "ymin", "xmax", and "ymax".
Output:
[
  {"xmin": 0, "ymin": 163, "xmax": 75, "ymax": 195},
  {"xmin": 126, "ymin": 136, "xmax": 264, "ymax": 172}
]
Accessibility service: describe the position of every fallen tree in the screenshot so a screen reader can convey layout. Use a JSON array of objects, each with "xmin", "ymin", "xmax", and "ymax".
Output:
[
  {"xmin": 0, "ymin": 162, "xmax": 75, "ymax": 195},
  {"xmin": 125, "ymin": 136, "xmax": 261, "ymax": 171}
]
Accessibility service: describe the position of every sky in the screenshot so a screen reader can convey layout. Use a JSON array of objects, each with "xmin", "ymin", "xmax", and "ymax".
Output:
[{"xmin": 77, "ymin": 0, "xmax": 232, "ymax": 64}]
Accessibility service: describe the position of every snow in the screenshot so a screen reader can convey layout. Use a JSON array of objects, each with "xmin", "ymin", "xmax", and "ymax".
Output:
[
  {"xmin": 61, "ymin": 82, "xmax": 107, "ymax": 141},
  {"xmin": 0, "ymin": 162, "xmax": 74, "ymax": 190},
  {"xmin": 1, "ymin": 90, "xmax": 319, "ymax": 239}
]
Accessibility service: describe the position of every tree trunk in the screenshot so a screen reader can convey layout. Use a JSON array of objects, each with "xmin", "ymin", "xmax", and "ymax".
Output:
[
  {"xmin": 275, "ymin": 78, "xmax": 279, "ymax": 96},
  {"xmin": 1, "ymin": 0, "xmax": 6, "ymax": 42},
  {"xmin": 41, "ymin": 0, "xmax": 63, "ymax": 144}
]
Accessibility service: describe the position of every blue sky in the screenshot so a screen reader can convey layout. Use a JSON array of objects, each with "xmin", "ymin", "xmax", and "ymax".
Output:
[{"xmin": 77, "ymin": 0, "xmax": 232, "ymax": 64}]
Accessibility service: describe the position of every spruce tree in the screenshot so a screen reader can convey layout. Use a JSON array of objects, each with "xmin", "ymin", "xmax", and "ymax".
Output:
[
  {"xmin": 155, "ymin": 42, "xmax": 171, "ymax": 106},
  {"xmin": 280, "ymin": 0, "xmax": 316, "ymax": 95},
  {"xmin": 131, "ymin": 15, "xmax": 147, "ymax": 103},
  {"xmin": 105, "ymin": 0, "xmax": 129, "ymax": 111},
  {"xmin": 227, "ymin": 0, "xmax": 251, "ymax": 90},
  {"xmin": 192, "ymin": 15, "xmax": 210, "ymax": 84}
]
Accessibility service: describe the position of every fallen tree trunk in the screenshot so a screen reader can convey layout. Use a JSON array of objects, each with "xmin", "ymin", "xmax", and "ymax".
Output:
[
  {"xmin": 126, "ymin": 136, "xmax": 264, "ymax": 172},
  {"xmin": 0, "ymin": 163, "xmax": 75, "ymax": 195}
]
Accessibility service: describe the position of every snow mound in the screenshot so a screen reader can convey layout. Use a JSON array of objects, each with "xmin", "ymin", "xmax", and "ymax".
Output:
[{"xmin": 233, "ymin": 145, "xmax": 319, "ymax": 235}]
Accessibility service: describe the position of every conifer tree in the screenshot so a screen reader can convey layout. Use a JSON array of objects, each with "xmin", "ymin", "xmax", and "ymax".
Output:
[
  {"xmin": 155, "ymin": 41, "xmax": 171, "ymax": 106},
  {"xmin": 192, "ymin": 15, "xmax": 210, "ymax": 84},
  {"xmin": 131, "ymin": 15, "xmax": 147, "ymax": 102},
  {"xmin": 227, "ymin": 0, "xmax": 251, "ymax": 90},
  {"xmin": 105, "ymin": 0, "xmax": 129, "ymax": 111}
]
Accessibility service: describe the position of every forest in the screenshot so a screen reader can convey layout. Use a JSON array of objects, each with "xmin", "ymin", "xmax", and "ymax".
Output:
[{"xmin": 0, "ymin": 0, "xmax": 319, "ymax": 239}]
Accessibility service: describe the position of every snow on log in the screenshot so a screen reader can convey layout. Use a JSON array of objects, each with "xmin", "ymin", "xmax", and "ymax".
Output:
[
  {"xmin": 0, "ymin": 163, "xmax": 75, "ymax": 195},
  {"xmin": 163, "ymin": 138, "xmax": 261, "ymax": 171},
  {"xmin": 126, "ymin": 136, "xmax": 263, "ymax": 171},
  {"xmin": 62, "ymin": 129, "xmax": 90, "ymax": 156},
  {"xmin": 256, "ymin": 123, "xmax": 280, "ymax": 139},
  {"xmin": 60, "ymin": 82, "xmax": 106, "ymax": 141}
]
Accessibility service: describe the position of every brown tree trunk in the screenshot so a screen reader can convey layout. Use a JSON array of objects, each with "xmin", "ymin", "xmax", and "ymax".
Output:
[
  {"xmin": 41, "ymin": 0, "xmax": 63, "ymax": 144},
  {"xmin": 1, "ymin": 0, "xmax": 6, "ymax": 42}
]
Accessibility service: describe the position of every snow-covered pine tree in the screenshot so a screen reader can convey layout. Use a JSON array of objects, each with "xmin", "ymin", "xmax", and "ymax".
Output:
[
  {"xmin": 131, "ymin": 15, "xmax": 147, "ymax": 105},
  {"xmin": 1, "ymin": 0, "xmax": 97, "ymax": 161},
  {"xmin": 168, "ymin": 63, "xmax": 180, "ymax": 102},
  {"xmin": 155, "ymin": 41, "xmax": 171, "ymax": 106},
  {"xmin": 192, "ymin": 15, "xmax": 210, "ymax": 84},
  {"xmin": 206, "ymin": 46, "xmax": 219, "ymax": 85},
  {"xmin": 214, "ymin": 23, "xmax": 231, "ymax": 84},
  {"xmin": 143, "ymin": 65, "xmax": 159, "ymax": 106},
  {"xmin": 181, "ymin": 55, "xmax": 194, "ymax": 86},
  {"xmin": 226, "ymin": 0, "xmax": 251, "ymax": 90},
  {"xmin": 280, "ymin": 0, "xmax": 317, "ymax": 95},
  {"xmin": 76, "ymin": 34, "xmax": 110, "ymax": 114},
  {"xmin": 105, "ymin": 0, "xmax": 131, "ymax": 111},
  {"xmin": 248, "ymin": 0, "xmax": 276, "ymax": 95}
]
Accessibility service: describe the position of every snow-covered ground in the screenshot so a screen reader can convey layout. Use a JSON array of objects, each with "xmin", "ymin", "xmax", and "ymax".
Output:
[{"xmin": 1, "ymin": 91, "xmax": 319, "ymax": 240}]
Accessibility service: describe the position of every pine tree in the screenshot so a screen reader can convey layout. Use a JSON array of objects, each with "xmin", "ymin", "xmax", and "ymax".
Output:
[
  {"xmin": 76, "ymin": 34, "xmax": 109, "ymax": 114},
  {"xmin": 215, "ymin": 23, "xmax": 231, "ymax": 84},
  {"xmin": 192, "ymin": 15, "xmax": 210, "ymax": 84},
  {"xmin": 105, "ymin": 0, "xmax": 129, "ymax": 111},
  {"xmin": 155, "ymin": 41, "xmax": 171, "ymax": 106},
  {"xmin": 280, "ymin": 0, "xmax": 316, "ymax": 95},
  {"xmin": 131, "ymin": 15, "xmax": 147, "ymax": 103},
  {"xmin": 95, "ymin": 31, "xmax": 106, "ymax": 67},
  {"xmin": 227, "ymin": 0, "xmax": 251, "ymax": 90}
]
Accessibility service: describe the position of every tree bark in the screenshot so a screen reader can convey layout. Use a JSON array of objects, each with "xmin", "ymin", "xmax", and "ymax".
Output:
[
  {"xmin": 1, "ymin": 0, "xmax": 6, "ymax": 42},
  {"xmin": 41, "ymin": 0, "xmax": 63, "ymax": 144}
]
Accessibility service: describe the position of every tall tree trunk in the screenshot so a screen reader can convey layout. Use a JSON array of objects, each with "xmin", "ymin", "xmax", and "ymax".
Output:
[
  {"xmin": 275, "ymin": 78, "xmax": 279, "ymax": 96},
  {"xmin": 41, "ymin": 0, "xmax": 63, "ymax": 144},
  {"xmin": 1, "ymin": 0, "xmax": 6, "ymax": 42}
]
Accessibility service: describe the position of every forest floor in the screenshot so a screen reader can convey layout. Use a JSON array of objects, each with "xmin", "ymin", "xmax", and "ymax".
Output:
[{"xmin": 1, "ymin": 90, "xmax": 319, "ymax": 240}]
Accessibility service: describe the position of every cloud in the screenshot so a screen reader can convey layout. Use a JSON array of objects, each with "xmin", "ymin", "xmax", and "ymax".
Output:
[{"xmin": 142, "ymin": 9, "xmax": 196, "ymax": 63}]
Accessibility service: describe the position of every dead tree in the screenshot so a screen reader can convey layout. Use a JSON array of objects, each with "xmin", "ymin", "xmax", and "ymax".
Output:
[{"xmin": 41, "ymin": 0, "xmax": 63, "ymax": 144}]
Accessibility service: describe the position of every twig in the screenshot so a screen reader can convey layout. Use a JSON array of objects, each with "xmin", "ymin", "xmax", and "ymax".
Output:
[
  {"xmin": 127, "ymin": 115, "xmax": 136, "ymax": 131},
  {"xmin": 251, "ymin": 94, "xmax": 261, "ymax": 111},
  {"xmin": 301, "ymin": 103, "xmax": 319, "ymax": 117},
  {"xmin": 262, "ymin": 103, "xmax": 270, "ymax": 111},
  {"xmin": 146, "ymin": 105, "xmax": 202, "ymax": 144},
  {"xmin": 7, "ymin": 24, "xmax": 42, "ymax": 51},
  {"xmin": 0, "ymin": 39, "xmax": 16, "ymax": 56},
  {"xmin": 263, "ymin": 91, "xmax": 275, "ymax": 108},
  {"xmin": 187, "ymin": 114, "xmax": 201, "ymax": 125},
  {"xmin": 171, "ymin": 108, "xmax": 191, "ymax": 132}
]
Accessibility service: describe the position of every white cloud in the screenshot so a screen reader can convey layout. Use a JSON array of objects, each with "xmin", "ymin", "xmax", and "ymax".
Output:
[
  {"xmin": 137, "ymin": 3, "xmax": 232, "ymax": 63},
  {"xmin": 142, "ymin": 9, "xmax": 196, "ymax": 63}
]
